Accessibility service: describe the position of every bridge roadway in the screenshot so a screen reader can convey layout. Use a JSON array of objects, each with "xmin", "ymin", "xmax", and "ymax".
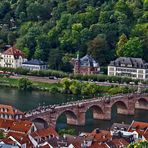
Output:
[{"xmin": 25, "ymin": 93, "xmax": 148, "ymax": 128}]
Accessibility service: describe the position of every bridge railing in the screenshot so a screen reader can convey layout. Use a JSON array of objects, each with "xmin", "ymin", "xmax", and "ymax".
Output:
[{"xmin": 25, "ymin": 93, "xmax": 148, "ymax": 117}]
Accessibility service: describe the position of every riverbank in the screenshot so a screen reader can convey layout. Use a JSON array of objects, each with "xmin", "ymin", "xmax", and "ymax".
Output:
[
  {"xmin": 0, "ymin": 76, "xmax": 62, "ymax": 93},
  {"xmin": 0, "ymin": 76, "xmax": 136, "ymax": 96}
]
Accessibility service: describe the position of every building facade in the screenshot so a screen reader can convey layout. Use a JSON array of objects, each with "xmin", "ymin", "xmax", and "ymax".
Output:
[
  {"xmin": 22, "ymin": 59, "xmax": 48, "ymax": 71},
  {"xmin": 72, "ymin": 54, "xmax": 100, "ymax": 75},
  {"xmin": 0, "ymin": 47, "xmax": 27, "ymax": 68},
  {"xmin": 108, "ymin": 57, "xmax": 148, "ymax": 80}
]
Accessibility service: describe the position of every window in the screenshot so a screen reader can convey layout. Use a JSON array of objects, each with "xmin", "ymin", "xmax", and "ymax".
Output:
[
  {"xmin": 109, "ymin": 67, "xmax": 114, "ymax": 71},
  {"xmin": 138, "ymin": 70, "xmax": 143, "ymax": 74},
  {"xmin": 138, "ymin": 75, "xmax": 143, "ymax": 79}
]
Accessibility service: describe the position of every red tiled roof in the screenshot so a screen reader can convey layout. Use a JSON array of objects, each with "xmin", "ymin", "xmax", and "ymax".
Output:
[
  {"xmin": 0, "ymin": 104, "xmax": 24, "ymax": 116},
  {"xmin": 3, "ymin": 47, "xmax": 25, "ymax": 58},
  {"xmin": 143, "ymin": 132, "xmax": 148, "ymax": 140},
  {"xmin": 6, "ymin": 132, "xmax": 34, "ymax": 148},
  {"xmin": 128, "ymin": 121, "xmax": 148, "ymax": 135},
  {"xmin": 111, "ymin": 138, "xmax": 129, "ymax": 147},
  {"xmin": 1, "ymin": 138, "xmax": 16, "ymax": 145},
  {"xmin": 88, "ymin": 142, "xmax": 108, "ymax": 148},
  {"xmin": 0, "ymin": 118, "xmax": 33, "ymax": 134},
  {"xmin": 31, "ymin": 127, "xmax": 58, "ymax": 138},
  {"xmin": 89, "ymin": 129, "xmax": 112, "ymax": 142}
]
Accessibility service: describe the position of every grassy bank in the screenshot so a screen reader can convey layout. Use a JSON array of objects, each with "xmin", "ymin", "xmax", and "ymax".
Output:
[
  {"xmin": 0, "ymin": 76, "xmax": 137, "ymax": 95},
  {"xmin": 0, "ymin": 76, "xmax": 62, "ymax": 93}
]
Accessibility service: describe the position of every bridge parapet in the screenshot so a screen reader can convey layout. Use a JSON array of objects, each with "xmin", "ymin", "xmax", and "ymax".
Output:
[{"xmin": 25, "ymin": 93, "xmax": 148, "ymax": 128}]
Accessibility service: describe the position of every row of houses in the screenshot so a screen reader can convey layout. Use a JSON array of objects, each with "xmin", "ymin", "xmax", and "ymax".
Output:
[
  {"xmin": 0, "ymin": 47, "xmax": 148, "ymax": 80},
  {"xmin": 72, "ymin": 54, "xmax": 148, "ymax": 80}
]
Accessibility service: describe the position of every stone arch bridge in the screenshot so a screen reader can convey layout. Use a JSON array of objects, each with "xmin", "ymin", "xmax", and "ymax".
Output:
[{"xmin": 25, "ymin": 93, "xmax": 148, "ymax": 128}]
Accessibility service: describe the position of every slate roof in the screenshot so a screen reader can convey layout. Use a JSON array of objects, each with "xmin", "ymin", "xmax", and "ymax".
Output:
[
  {"xmin": 110, "ymin": 123, "xmax": 130, "ymax": 131},
  {"xmin": 22, "ymin": 59, "xmax": 46, "ymax": 65},
  {"xmin": 109, "ymin": 57, "xmax": 148, "ymax": 69},
  {"xmin": 78, "ymin": 54, "xmax": 99, "ymax": 67}
]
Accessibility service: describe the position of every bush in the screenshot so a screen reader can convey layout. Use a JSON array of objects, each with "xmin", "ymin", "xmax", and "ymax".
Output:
[
  {"xmin": 18, "ymin": 78, "xmax": 32, "ymax": 90},
  {"xmin": 49, "ymin": 86, "xmax": 60, "ymax": 94},
  {"xmin": 58, "ymin": 128, "xmax": 76, "ymax": 136}
]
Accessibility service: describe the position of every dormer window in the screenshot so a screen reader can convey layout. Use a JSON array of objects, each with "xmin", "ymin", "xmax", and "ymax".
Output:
[{"xmin": 121, "ymin": 64, "xmax": 125, "ymax": 67}]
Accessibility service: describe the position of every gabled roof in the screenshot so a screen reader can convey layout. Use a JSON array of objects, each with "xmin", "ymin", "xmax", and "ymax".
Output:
[
  {"xmin": 4, "ymin": 132, "xmax": 34, "ymax": 148},
  {"xmin": 128, "ymin": 121, "xmax": 148, "ymax": 135},
  {"xmin": 80, "ymin": 54, "xmax": 99, "ymax": 67},
  {"xmin": 90, "ymin": 129, "xmax": 112, "ymax": 142},
  {"xmin": 22, "ymin": 59, "xmax": 46, "ymax": 65},
  {"xmin": 3, "ymin": 47, "xmax": 25, "ymax": 58},
  {"xmin": 0, "ymin": 104, "xmax": 24, "ymax": 116},
  {"xmin": 75, "ymin": 54, "xmax": 99, "ymax": 67},
  {"xmin": 31, "ymin": 127, "xmax": 58, "ymax": 138}
]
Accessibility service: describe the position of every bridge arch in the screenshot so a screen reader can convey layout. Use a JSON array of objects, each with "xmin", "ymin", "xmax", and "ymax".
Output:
[
  {"xmin": 85, "ymin": 105, "xmax": 104, "ymax": 120},
  {"xmin": 32, "ymin": 118, "xmax": 48, "ymax": 129},
  {"xmin": 56, "ymin": 110, "xmax": 78, "ymax": 126},
  {"xmin": 135, "ymin": 98, "xmax": 148, "ymax": 110},
  {"xmin": 111, "ymin": 101, "xmax": 128, "ymax": 115}
]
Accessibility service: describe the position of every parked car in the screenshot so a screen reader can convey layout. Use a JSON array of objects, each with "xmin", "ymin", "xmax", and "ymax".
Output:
[{"xmin": 49, "ymin": 76, "xmax": 57, "ymax": 80}]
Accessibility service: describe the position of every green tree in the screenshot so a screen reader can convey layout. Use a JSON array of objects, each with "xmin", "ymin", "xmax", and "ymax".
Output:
[
  {"xmin": 48, "ymin": 48, "xmax": 63, "ymax": 70},
  {"xmin": 116, "ymin": 33, "xmax": 128, "ymax": 57},
  {"xmin": 123, "ymin": 37, "xmax": 144, "ymax": 58},
  {"xmin": 18, "ymin": 78, "xmax": 32, "ymax": 90},
  {"xmin": 88, "ymin": 35, "xmax": 108, "ymax": 65}
]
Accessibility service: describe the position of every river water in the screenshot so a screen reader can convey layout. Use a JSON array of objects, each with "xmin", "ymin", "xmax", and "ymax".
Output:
[{"xmin": 0, "ymin": 87, "xmax": 147, "ymax": 133}]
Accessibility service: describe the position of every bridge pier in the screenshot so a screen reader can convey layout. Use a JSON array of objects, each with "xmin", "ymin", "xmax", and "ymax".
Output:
[{"xmin": 77, "ymin": 112, "xmax": 85, "ymax": 126}]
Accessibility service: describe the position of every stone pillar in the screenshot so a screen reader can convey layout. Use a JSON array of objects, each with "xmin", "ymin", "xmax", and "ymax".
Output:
[
  {"xmin": 127, "ymin": 100, "xmax": 135, "ymax": 115},
  {"xmin": 103, "ymin": 105, "xmax": 111, "ymax": 120},
  {"xmin": 77, "ymin": 112, "xmax": 85, "ymax": 126}
]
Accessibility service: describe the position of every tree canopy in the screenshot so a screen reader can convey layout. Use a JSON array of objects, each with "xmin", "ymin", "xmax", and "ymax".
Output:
[{"xmin": 0, "ymin": 0, "xmax": 147, "ymax": 71}]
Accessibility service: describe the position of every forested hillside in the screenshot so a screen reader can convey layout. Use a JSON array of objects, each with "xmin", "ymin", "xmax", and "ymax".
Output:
[{"xmin": 0, "ymin": 0, "xmax": 147, "ymax": 71}]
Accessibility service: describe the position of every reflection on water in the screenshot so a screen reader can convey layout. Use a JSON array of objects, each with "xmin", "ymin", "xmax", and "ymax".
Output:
[
  {"xmin": 0, "ymin": 87, "xmax": 147, "ymax": 133},
  {"xmin": 56, "ymin": 109, "xmax": 148, "ymax": 133}
]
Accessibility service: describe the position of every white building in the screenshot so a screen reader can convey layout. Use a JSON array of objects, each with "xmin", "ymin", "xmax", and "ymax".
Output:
[
  {"xmin": 108, "ymin": 57, "xmax": 148, "ymax": 80},
  {"xmin": 22, "ymin": 59, "xmax": 48, "ymax": 71},
  {"xmin": 0, "ymin": 47, "xmax": 27, "ymax": 68}
]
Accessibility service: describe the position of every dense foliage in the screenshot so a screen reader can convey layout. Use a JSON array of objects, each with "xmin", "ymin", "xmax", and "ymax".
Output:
[
  {"xmin": 0, "ymin": 0, "xmax": 147, "ymax": 71},
  {"xmin": 127, "ymin": 141, "xmax": 148, "ymax": 148},
  {"xmin": 60, "ymin": 78, "xmax": 134, "ymax": 95},
  {"xmin": 18, "ymin": 77, "xmax": 32, "ymax": 90}
]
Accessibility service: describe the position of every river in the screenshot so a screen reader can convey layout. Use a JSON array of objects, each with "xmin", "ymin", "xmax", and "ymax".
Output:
[{"xmin": 0, "ymin": 87, "xmax": 147, "ymax": 133}]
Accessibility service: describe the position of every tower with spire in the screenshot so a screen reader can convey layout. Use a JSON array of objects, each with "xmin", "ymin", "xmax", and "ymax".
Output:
[{"xmin": 74, "ymin": 52, "xmax": 80, "ymax": 74}]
